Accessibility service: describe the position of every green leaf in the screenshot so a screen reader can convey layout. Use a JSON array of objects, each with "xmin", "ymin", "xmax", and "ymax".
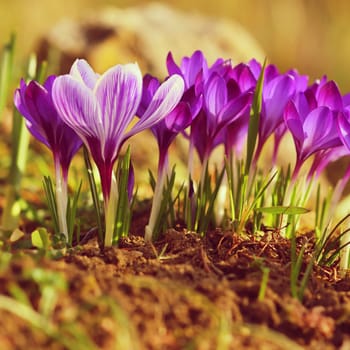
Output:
[
  {"xmin": 255, "ymin": 205, "xmax": 310, "ymax": 215},
  {"xmin": 114, "ymin": 147, "xmax": 132, "ymax": 242},
  {"xmin": 245, "ymin": 58, "xmax": 266, "ymax": 175},
  {"xmin": 31, "ymin": 228, "xmax": 50, "ymax": 250},
  {"xmin": 43, "ymin": 176, "xmax": 59, "ymax": 235},
  {"xmin": 0, "ymin": 33, "xmax": 16, "ymax": 117},
  {"xmin": 1, "ymin": 54, "xmax": 38, "ymax": 231},
  {"xmin": 66, "ymin": 180, "xmax": 82, "ymax": 245},
  {"xmin": 84, "ymin": 147, "xmax": 103, "ymax": 246}
]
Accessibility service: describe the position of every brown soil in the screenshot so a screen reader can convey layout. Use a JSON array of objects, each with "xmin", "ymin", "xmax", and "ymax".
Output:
[{"xmin": 0, "ymin": 213, "xmax": 349, "ymax": 350}]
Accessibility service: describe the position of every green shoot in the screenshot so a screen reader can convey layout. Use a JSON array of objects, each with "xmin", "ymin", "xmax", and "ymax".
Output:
[
  {"xmin": 252, "ymin": 257, "xmax": 270, "ymax": 301},
  {"xmin": 185, "ymin": 163, "xmax": 225, "ymax": 235},
  {"xmin": 1, "ymin": 54, "xmax": 46, "ymax": 233},
  {"xmin": 31, "ymin": 227, "xmax": 51, "ymax": 252},
  {"xmin": 146, "ymin": 166, "xmax": 177, "ymax": 241},
  {"xmin": 66, "ymin": 180, "xmax": 82, "ymax": 245},
  {"xmin": 114, "ymin": 147, "xmax": 133, "ymax": 243},
  {"xmin": 0, "ymin": 33, "xmax": 15, "ymax": 118},
  {"xmin": 43, "ymin": 176, "xmax": 82, "ymax": 246},
  {"xmin": 43, "ymin": 176, "xmax": 60, "ymax": 235},
  {"xmin": 245, "ymin": 58, "xmax": 266, "ymax": 175},
  {"xmin": 84, "ymin": 147, "xmax": 103, "ymax": 246}
]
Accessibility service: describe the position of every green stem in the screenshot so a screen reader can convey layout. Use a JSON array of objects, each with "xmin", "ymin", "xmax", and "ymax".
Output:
[
  {"xmin": 54, "ymin": 160, "xmax": 68, "ymax": 240},
  {"xmin": 104, "ymin": 173, "xmax": 118, "ymax": 247},
  {"xmin": 215, "ymin": 170, "xmax": 227, "ymax": 225},
  {"xmin": 340, "ymin": 229, "xmax": 350, "ymax": 272},
  {"xmin": 145, "ymin": 166, "xmax": 167, "ymax": 242},
  {"xmin": 1, "ymin": 111, "xmax": 30, "ymax": 231}
]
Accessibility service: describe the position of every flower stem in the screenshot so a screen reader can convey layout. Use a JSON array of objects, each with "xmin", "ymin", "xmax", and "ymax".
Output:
[
  {"xmin": 104, "ymin": 173, "xmax": 118, "ymax": 247},
  {"xmin": 54, "ymin": 160, "xmax": 68, "ymax": 240},
  {"xmin": 145, "ymin": 154, "xmax": 168, "ymax": 242},
  {"xmin": 215, "ymin": 166, "xmax": 227, "ymax": 225}
]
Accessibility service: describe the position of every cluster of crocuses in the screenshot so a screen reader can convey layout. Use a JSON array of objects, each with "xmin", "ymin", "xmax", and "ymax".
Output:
[{"xmin": 14, "ymin": 50, "xmax": 350, "ymax": 247}]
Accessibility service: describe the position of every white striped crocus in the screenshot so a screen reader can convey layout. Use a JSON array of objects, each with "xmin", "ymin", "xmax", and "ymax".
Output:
[
  {"xmin": 52, "ymin": 59, "xmax": 184, "ymax": 247},
  {"xmin": 14, "ymin": 76, "xmax": 83, "ymax": 241}
]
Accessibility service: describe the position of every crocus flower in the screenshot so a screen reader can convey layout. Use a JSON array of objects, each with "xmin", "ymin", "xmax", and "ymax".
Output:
[
  {"xmin": 335, "ymin": 110, "xmax": 350, "ymax": 194},
  {"xmin": 224, "ymin": 61, "xmax": 258, "ymax": 157},
  {"xmin": 14, "ymin": 76, "xmax": 83, "ymax": 240},
  {"xmin": 52, "ymin": 59, "xmax": 184, "ymax": 246},
  {"xmin": 255, "ymin": 68, "xmax": 297, "ymax": 166},
  {"xmin": 191, "ymin": 67, "xmax": 253, "ymax": 170},
  {"xmin": 138, "ymin": 74, "xmax": 192, "ymax": 241},
  {"xmin": 191, "ymin": 62, "xmax": 253, "ymax": 228},
  {"xmin": 284, "ymin": 80, "xmax": 344, "ymax": 181},
  {"xmin": 167, "ymin": 50, "xmax": 226, "ymax": 90}
]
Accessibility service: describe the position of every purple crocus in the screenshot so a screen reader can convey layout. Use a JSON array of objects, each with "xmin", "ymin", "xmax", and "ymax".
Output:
[
  {"xmin": 190, "ymin": 65, "xmax": 253, "ymax": 170},
  {"xmin": 223, "ymin": 61, "xmax": 258, "ymax": 158},
  {"xmin": 284, "ymin": 80, "xmax": 344, "ymax": 181},
  {"xmin": 252, "ymin": 62, "xmax": 298, "ymax": 166},
  {"xmin": 14, "ymin": 76, "xmax": 83, "ymax": 240},
  {"xmin": 52, "ymin": 59, "xmax": 184, "ymax": 246},
  {"xmin": 137, "ymin": 74, "xmax": 192, "ymax": 240}
]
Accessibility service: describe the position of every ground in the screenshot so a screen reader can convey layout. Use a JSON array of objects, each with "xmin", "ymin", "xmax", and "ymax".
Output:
[{"xmin": 0, "ymin": 210, "xmax": 349, "ymax": 350}]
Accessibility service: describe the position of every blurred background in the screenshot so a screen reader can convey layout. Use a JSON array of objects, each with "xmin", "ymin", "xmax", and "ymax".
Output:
[{"xmin": 1, "ymin": 0, "xmax": 350, "ymax": 91}]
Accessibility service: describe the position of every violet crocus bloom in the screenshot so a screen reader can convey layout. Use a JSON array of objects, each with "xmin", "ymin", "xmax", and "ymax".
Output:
[
  {"xmin": 14, "ymin": 76, "xmax": 83, "ymax": 240},
  {"xmin": 137, "ymin": 74, "xmax": 192, "ymax": 241},
  {"xmin": 247, "ymin": 60, "xmax": 310, "ymax": 166},
  {"xmin": 191, "ymin": 68, "xmax": 253, "ymax": 169},
  {"xmin": 252, "ymin": 64, "xmax": 297, "ymax": 166},
  {"xmin": 284, "ymin": 80, "xmax": 344, "ymax": 181},
  {"xmin": 223, "ymin": 61, "xmax": 258, "ymax": 157},
  {"xmin": 52, "ymin": 59, "xmax": 184, "ymax": 246},
  {"xmin": 167, "ymin": 50, "xmax": 226, "ymax": 90},
  {"xmin": 138, "ymin": 75, "xmax": 192, "ymax": 171},
  {"xmin": 335, "ymin": 111, "xmax": 350, "ymax": 193}
]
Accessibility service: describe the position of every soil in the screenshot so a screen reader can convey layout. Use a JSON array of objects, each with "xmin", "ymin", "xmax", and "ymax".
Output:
[{"xmin": 0, "ymin": 209, "xmax": 349, "ymax": 350}]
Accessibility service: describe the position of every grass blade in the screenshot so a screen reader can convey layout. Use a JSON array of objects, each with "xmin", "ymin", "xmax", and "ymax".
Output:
[{"xmin": 245, "ymin": 58, "xmax": 266, "ymax": 175}]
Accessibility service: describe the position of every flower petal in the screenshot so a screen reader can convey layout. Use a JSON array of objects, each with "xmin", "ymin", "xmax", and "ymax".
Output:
[
  {"xmin": 261, "ymin": 74, "xmax": 296, "ymax": 140},
  {"xmin": 182, "ymin": 50, "xmax": 206, "ymax": 87},
  {"xmin": 52, "ymin": 75, "xmax": 102, "ymax": 146},
  {"xmin": 284, "ymin": 100, "xmax": 304, "ymax": 151},
  {"xmin": 127, "ymin": 74, "xmax": 184, "ymax": 137},
  {"xmin": 166, "ymin": 52, "xmax": 182, "ymax": 77},
  {"xmin": 14, "ymin": 82, "xmax": 50, "ymax": 147},
  {"xmin": 70, "ymin": 59, "xmax": 99, "ymax": 89},
  {"xmin": 137, "ymin": 74, "xmax": 160, "ymax": 117},
  {"xmin": 219, "ymin": 91, "xmax": 252, "ymax": 125},
  {"xmin": 94, "ymin": 63, "xmax": 142, "ymax": 144},
  {"xmin": 204, "ymin": 73, "xmax": 227, "ymax": 117},
  {"xmin": 164, "ymin": 102, "xmax": 192, "ymax": 132},
  {"xmin": 338, "ymin": 111, "xmax": 350, "ymax": 151},
  {"xmin": 317, "ymin": 80, "xmax": 343, "ymax": 110}
]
